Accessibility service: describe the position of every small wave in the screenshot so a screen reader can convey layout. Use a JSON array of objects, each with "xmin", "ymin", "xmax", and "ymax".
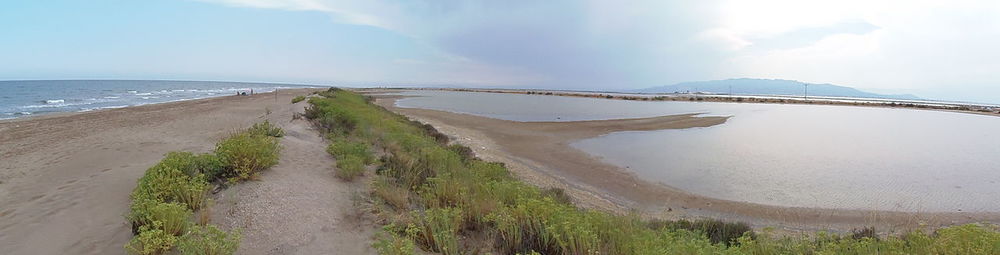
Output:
[
  {"xmin": 45, "ymin": 99, "xmax": 65, "ymax": 104},
  {"xmin": 172, "ymin": 89, "xmax": 185, "ymax": 92},
  {"xmin": 135, "ymin": 92, "xmax": 153, "ymax": 96},
  {"xmin": 128, "ymin": 90, "xmax": 138, "ymax": 94},
  {"xmin": 104, "ymin": 96, "xmax": 120, "ymax": 99},
  {"xmin": 19, "ymin": 112, "xmax": 32, "ymax": 115},
  {"xmin": 80, "ymin": 105, "xmax": 130, "ymax": 112}
]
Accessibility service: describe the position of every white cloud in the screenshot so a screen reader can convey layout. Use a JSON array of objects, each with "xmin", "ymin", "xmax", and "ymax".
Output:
[{"xmin": 196, "ymin": 0, "xmax": 1000, "ymax": 102}]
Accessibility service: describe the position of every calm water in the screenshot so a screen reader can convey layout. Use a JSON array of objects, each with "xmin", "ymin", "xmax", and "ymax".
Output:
[
  {"xmin": 0, "ymin": 80, "xmax": 316, "ymax": 120},
  {"xmin": 397, "ymin": 90, "xmax": 1000, "ymax": 212}
]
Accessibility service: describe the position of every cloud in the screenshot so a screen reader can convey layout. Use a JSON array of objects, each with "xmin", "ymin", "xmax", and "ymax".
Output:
[
  {"xmin": 197, "ymin": 0, "xmax": 1000, "ymax": 102},
  {"xmin": 195, "ymin": 0, "xmax": 728, "ymax": 89}
]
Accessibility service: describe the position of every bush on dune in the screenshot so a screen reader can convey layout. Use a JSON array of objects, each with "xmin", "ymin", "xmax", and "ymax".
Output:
[
  {"xmin": 126, "ymin": 224, "xmax": 178, "ymax": 255},
  {"xmin": 247, "ymin": 120, "xmax": 284, "ymax": 138},
  {"xmin": 291, "ymin": 95, "xmax": 306, "ymax": 104},
  {"xmin": 176, "ymin": 225, "xmax": 241, "ymax": 255},
  {"xmin": 126, "ymin": 121, "xmax": 281, "ymax": 255},
  {"xmin": 335, "ymin": 155, "xmax": 366, "ymax": 180},
  {"xmin": 215, "ymin": 132, "xmax": 280, "ymax": 182}
]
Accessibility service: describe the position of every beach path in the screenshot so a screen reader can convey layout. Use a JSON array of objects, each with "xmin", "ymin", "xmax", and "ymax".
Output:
[{"xmin": 209, "ymin": 101, "xmax": 375, "ymax": 254}]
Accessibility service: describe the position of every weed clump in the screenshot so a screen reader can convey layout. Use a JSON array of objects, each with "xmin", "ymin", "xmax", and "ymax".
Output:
[
  {"xmin": 335, "ymin": 155, "xmax": 366, "ymax": 180},
  {"xmin": 176, "ymin": 225, "xmax": 241, "ymax": 255},
  {"xmin": 291, "ymin": 95, "xmax": 306, "ymax": 104},
  {"xmin": 126, "ymin": 121, "xmax": 278, "ymax": 254},
  {"xmin": 215, "ymin": 132, "xmax": 280, "ymax": 182},
  {"xmin": 126, "ymin": 224, "xmax": 178, "ymax": 255},
  {"xmin": 247, "ymin": 120, "xmax": 284, "ymax": 138}
]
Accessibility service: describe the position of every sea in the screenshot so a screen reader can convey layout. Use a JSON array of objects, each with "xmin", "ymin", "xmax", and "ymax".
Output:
[{"xmin": 0, "ymin": 80, "xmax": 320, "ymax": 120}]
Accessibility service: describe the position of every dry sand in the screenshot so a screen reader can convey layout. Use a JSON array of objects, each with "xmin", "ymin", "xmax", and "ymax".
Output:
[
  {"xmin": 0, "ymin": 89, "xmax": 374, "ymax": 254},
  {"xmin": 374, "ymin": 95, "xmax": 1000, "ymax": 233},
  {"xmin": 209, "ymin": 100, "xmax": 374, "ymax": 254}
]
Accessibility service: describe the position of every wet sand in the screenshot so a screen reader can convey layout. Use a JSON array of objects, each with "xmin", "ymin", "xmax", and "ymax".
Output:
[
  {"xmin": 0, "ymin": 89, "xmax": 372, "ymax": 254},
  {"xmin": 374, "ymin": 94, "xmax": 1000, "ymax": 233}
]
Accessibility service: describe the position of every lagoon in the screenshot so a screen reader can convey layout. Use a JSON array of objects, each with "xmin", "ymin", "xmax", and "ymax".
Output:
[{"xmin": 397, "ymin": 90, "xmax": 1000, "ymax": 212}]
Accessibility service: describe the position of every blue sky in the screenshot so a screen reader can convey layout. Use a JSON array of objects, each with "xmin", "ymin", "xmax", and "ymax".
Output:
[{"xmin": 2, "ymin": 0, "xmax": 1000, "ymax": 103}]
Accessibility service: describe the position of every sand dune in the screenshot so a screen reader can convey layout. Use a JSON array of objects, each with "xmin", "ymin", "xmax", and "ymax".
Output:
[{"xmin": 0, "ymin": 88, "xmax": 374, "ymax": 254}]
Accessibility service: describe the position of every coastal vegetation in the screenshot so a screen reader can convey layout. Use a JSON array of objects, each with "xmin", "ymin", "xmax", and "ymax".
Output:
[
  {"xmin": 307, "ymin": 88, "xmax": 1000, "ymax": 254},
  {"xmin": 125, "ymin": 122, "xmax": 282, "ymax": 254},
  {"xmin": 292, "ymin": 95, "xmax": 306, "ymax": 104}
]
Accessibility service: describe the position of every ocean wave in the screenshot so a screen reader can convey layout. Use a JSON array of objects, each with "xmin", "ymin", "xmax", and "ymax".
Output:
[
  {"xmin": 104, "ymin": 96, "xmax": 120, "ymax": 99},
  {"xmin": 135, "ymin": 92, "xmax": 153, "ymax": 96},
  {"xmin": 80, "ymin": 105, "xmax": 130, "ymax": 112},
  {"xmin": 45, "ymin": 99, "xmax": 65, "ymax": 104}
]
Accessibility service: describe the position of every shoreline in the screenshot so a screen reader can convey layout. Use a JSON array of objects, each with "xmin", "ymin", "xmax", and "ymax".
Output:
[
  {"xmin": 372, "ymin": 94, "xmax": 1000, "ymax": 234},
  {"xmin": 0, "ymin": 87, "xmax": 320, "ymax": 124}
]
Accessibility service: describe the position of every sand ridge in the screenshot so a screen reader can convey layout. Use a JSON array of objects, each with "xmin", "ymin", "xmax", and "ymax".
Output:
[
  {"xmin": 209, "ymin": 99, "xmax": 375, "ymax": 254},
  {"xmin": 0, "ymin": 89, "xmax": 375, "ymax": 254}
]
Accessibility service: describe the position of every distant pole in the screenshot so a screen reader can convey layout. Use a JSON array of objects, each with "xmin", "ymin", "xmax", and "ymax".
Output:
[{"xmin": 803, "ymin": 83, "xmax": 808, "ymax": 100}]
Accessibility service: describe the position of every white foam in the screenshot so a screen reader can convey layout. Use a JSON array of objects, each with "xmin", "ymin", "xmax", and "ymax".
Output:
[
  {"xmin": 45, "ymin": 99, "xmax": 65, "ymax": 104},
  {"xmin": 135, "ymin": 92, "xmax": 153, "ymax": 96}
]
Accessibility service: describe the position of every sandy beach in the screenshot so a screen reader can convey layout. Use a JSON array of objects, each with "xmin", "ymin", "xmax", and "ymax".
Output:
[
  {"xmin": 0, "ymin": 88, "xmax": 372, "ymax": 254},
  {"xmin": 373, "ymin": 94, "xmax": 1000, "ymax": 233}
]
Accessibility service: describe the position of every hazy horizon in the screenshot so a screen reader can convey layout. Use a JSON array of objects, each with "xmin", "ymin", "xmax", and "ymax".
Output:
[{"xmin": 3, "ymin": 1, "xmax": 1000, "ymax": 103}]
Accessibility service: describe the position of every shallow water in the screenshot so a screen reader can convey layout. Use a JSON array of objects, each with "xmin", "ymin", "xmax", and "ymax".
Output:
[{"xmin": 397, "ymin": 90, "xmax": 1000, "ymax": 212}]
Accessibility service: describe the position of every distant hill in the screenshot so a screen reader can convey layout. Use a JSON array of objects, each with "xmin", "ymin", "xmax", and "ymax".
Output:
[{"xmin": 632, "ymin": 78, "xmax": 922, "ymax": 100}]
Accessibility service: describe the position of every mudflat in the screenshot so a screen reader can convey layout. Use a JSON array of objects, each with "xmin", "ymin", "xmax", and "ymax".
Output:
[
  {"xmin": 0, "ymin": 89, "xmax": 336, "ymax": 254},
  {"xmin": 374, "ymin": 94, "xmax": 1000, "ymax": 233}
]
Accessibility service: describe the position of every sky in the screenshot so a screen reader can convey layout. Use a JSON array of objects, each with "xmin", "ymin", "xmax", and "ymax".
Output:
[{"xmin": 2, "ymin": 0, "xmax": 1000, "ymax": 103}]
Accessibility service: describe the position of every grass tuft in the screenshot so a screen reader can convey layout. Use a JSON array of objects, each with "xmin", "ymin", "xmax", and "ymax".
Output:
[
  {"xmin": 176, "ymin": 225, "xmax": 241, "ymax": 255},
  {"xmin": 215, "ymin": 132, "xmax": 280, "ymax": 182}
]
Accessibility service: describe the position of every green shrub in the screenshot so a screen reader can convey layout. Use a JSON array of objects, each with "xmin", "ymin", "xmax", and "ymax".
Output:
[
  {"xmin": 247, "ymin": 120, "xmax": 284, "ymax": 138},
  {"xmin": 131, "ymin": 164, "xmax": 210, "ymax": 211},
  {"xmin": 335, "ymin": 155, "xmax": 366, "ymax": 180},
  {"xmin": 177, "ymin": 225, "xmax": 241, "ymax": 255},
  {"xmin": 373, "ymin": 176, "xmax": 410, "ymax": 210},
  {"xmin": 374, "ymin": 226, "xmax": 417, "ymax": 255},
  {"xmin": 126, "ymin": 224, "xmax": 178, "ymax": 255},
  {"xmin": 412, "ymin": 208, "xmax": 462, "ymax": 255},
  {"xmin": 215, "ymin": 132, "xmax": 280, "ymax": 181},
  {"xmin": 327, "ymin": 138, "xmax": 374, "ymax": 164},
  {"xmin": 649, "ymin": 219, "xmax": 754, "ymax": 246},
  {"xmin": 146, "ymin": 202, "xmax": 192, "ymax": 236},
  {"xmin": 291, "ymin": 95, "xmax": 306, "ymax": 104}
]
